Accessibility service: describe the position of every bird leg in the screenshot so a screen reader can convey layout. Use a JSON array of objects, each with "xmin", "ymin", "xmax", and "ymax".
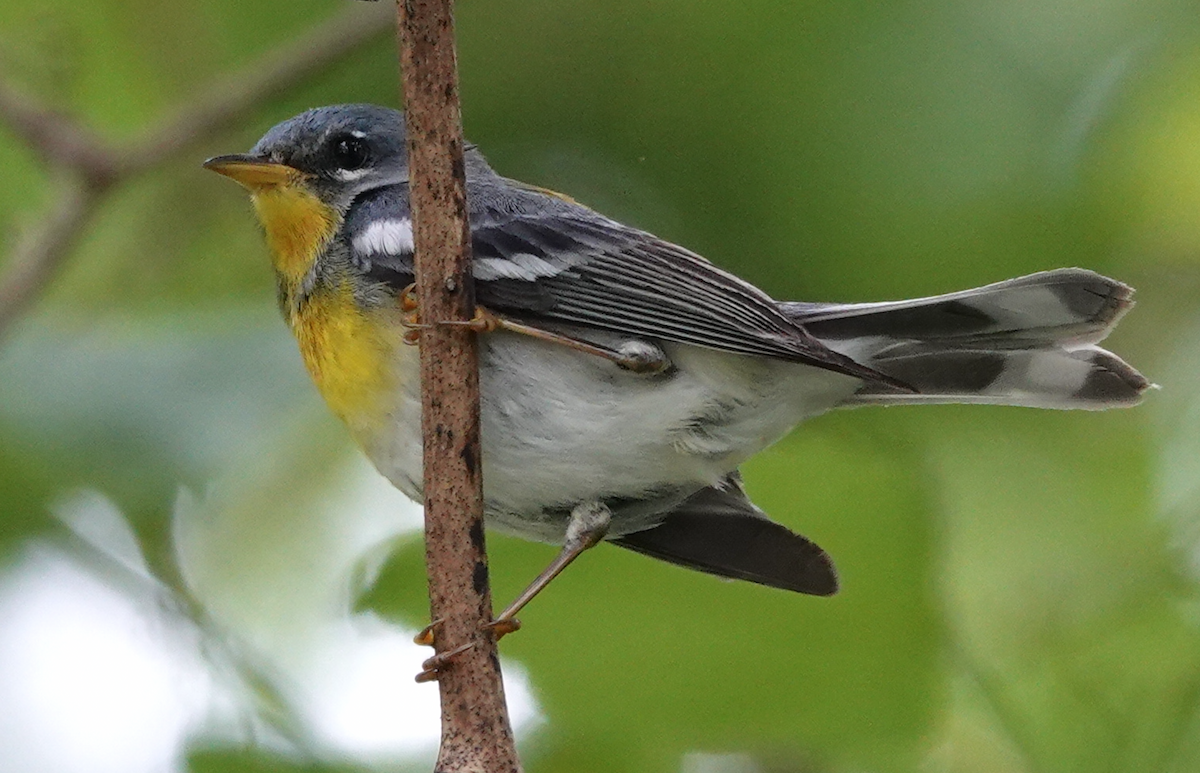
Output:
[
  {"xmin": 399, "ymin": 284, "xmax": 670, "ymax": 374},
  {"xmin": 411, "ymin": 502, "xmax": 611, "ymax": 681},
  {"xmin": 453, "ymin": 310, "xmax": 672, "ymax": 375},
  {"xmin": 485, "ymin": 501, "xmax": 612, "ymax": 637}
]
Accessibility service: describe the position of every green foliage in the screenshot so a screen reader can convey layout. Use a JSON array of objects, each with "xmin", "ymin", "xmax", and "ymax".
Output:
[
  {"xmin": 189, "ymin": 748, "xmax": 374, "ymax": 773},
  {"xmin": 2, "ymin": 1, "xmax": 1200, "ymax": 772}
]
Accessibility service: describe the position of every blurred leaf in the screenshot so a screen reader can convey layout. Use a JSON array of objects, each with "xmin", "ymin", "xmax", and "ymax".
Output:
[
  {"xmin": 354, "ymin": 537, "xmax": 428, "ymax": 624},
  {"xmin": 0, "ymin": 419, "xmax": 58, "ymax": 555},
  {"xmin": 0, "ymin": 312, "xmax": 316, "ymax": 508}
]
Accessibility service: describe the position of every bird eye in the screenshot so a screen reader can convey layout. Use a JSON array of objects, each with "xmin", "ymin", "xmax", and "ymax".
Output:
[{"xmin": 330, "ymin": 134, "xmax": 369, "ymax": 171}]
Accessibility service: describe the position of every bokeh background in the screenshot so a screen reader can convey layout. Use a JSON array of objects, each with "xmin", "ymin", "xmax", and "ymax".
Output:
[{"xmin": 2, "ymin": 1, "xmax": 1200, "ymax": 771}]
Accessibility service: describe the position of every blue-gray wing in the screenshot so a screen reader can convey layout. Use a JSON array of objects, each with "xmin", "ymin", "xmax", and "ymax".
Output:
[
  {"xmin": 469, "ymin": 208, "xmax": 893, "ymax": 381},
  {"xmin": 345, "ymin": 181, "xmax": 896, "ymax": 384}
]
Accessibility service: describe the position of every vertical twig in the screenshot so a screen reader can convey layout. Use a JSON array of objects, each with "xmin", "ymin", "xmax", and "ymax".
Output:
[{"xmin": 395, "ymin": 1, "xmax": 521, "ymax": 771}]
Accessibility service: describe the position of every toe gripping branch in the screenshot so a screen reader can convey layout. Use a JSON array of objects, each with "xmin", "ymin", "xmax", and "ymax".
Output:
[
  {"xmin": 412, "ymin": 617, "xmax": 522, "ymax": 684},
  {"xmin": 412, "ymin": 502, "xmax": 612, "ymax": 682}
]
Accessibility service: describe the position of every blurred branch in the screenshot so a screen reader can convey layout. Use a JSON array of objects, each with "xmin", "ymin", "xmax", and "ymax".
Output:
[
  {"xmin": 127, "ymin": 3, "xmax": 392, "ymax": 172},
  {"xmin": 0, "ymin": 84, "xmax": 121, "ymax": 185},
  {"xmin": 396, "ymin": 0, "xmax": 521, "ymax": 771},
  {"xmin": 50, "ymin": 517, "xmax": 324, "ymax": 760},
  {"xmin": 0, "ymin": 174, "xmax": 98, "ymax": 334},
  {"xmin": 0, "ymin": 2, "xmax": 393, "ymax": 341}
]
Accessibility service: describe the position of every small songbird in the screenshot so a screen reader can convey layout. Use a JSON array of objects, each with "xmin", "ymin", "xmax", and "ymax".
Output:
[{"xmin": 205, "ymin": 103, "xmax": 1149, "ymax": 633}]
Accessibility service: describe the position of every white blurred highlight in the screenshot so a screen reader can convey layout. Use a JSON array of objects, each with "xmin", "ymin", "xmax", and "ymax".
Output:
[
  {"xmin": 300, "ymin": 614, "xmax": 537, "ymax": 760},
  {"xmin": 0, "ymin": 545, "xmax": 211, "ymax": 773},
  {"xmin": 680, "ymin": 751, "xmax": 761, "ymax": 773},
  {"xmin": 0, "ymin": 463, "xmax": 541, "ymax": 772}
]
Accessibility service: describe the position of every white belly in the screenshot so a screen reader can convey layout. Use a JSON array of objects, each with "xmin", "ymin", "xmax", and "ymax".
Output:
[{"xmin": 363, "ymin": 331, "xmax": 859, "ymax": 543}]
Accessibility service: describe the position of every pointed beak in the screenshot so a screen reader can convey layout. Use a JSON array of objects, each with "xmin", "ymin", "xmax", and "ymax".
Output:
[{"xmin": 203, "ymin": 154, "xmax": 303, "ymax": 189}]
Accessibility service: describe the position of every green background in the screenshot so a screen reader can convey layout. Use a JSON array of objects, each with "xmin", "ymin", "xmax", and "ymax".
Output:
[{"xmin": 2, "ymin": 1, "xmax": 1200, "ymax": 771}]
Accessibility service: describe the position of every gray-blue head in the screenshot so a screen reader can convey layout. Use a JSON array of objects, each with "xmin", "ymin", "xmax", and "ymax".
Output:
[{"xmin": 205, "ymin": 104, "xmax": 410, "ymax": 211}]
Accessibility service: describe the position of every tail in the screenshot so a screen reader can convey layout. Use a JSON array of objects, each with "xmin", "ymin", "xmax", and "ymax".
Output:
[
  {"xmin": 779, "ymin": 269, "xmax": 1152, "ymax": 410},
  {"xmin": 611, "ymin": 472, "xmax": 837, "ymax": 595}
]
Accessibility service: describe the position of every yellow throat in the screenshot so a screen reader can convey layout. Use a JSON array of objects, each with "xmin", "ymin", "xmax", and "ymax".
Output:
[
  {"xmin": 247, "ymin": 184, "xmax": 403, "ymax": 440},
  {"xmin": 248, "ymin": 184, "xmax": 338, "ymax": 290}
]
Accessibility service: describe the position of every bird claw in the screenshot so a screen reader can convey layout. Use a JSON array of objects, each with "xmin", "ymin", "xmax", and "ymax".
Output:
[
  {"xmin": 399, "ymin": 284, "xmax": 428, "ymax": 346},
  {"xmin": 397, "ymin": 284, "xmax": 495, "ymax": 345},
  {"xmin": 413, "ymin": 618, "xmax": 442, "ymax": 647},
  {"xmin": 415, "ymin": 615, "xmax": 520, "ymax": 649},
  {"xmin": 483, "ymin": 616, "xmax": 522, "ymax": 639},
  {"xmin": 412, "ymin": 615, "xmax": 518, "ymax": 682},
  {"xmin": 414, "ymin": 640, "xmax": 476, "ymax": 683},
  {"xmin": 440, "ymin": 307, "xmax": 502, "ymax": 334},
  {"xmin": 399, "ymin": 283, "xmax": 420, "ymax": 312},
  {"xmin": 402, "ymin": 325, "xmax": 426, "ymax": 345}
]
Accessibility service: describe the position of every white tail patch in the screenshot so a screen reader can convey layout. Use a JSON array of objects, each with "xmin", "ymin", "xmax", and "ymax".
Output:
[{"xmin": 1023, "ymin": 349, "xmax": 1094, "ymax": 393}]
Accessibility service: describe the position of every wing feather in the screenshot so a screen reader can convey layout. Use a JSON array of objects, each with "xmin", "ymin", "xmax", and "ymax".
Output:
[
  {"xmin": 344, "ymin": 181, "xmax": 903, "ymax": 386},
  {"xmin": 468, "ymin": 199, "xmax": 899, "ymax": 384}
]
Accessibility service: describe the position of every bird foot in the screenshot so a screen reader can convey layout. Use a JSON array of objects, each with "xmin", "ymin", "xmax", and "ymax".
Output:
[
  {"xmin": 440, "ymin": 306, "xmax": 503, "ymax": 333},
  {"xmin": 483, "ymin": 616, "xmax": 522, "ymax": 639},
  {"xmin": 413, "ymin": 618, "xmax": 441, "ymax": 647},
  {"xmin": 414, "ymin": 615, "xmax": 521, "ymax": 649},
  {"xmin": 398, "ymin": 285, "xmax": 669, "ymax": 374},
  {"xmin": 414, "ymin": 640, "xmax": 476, "ymax": 683},
  {"xmin": 412, "ymin": 614, "xmax": 521, "ymax": 682},
  {"xmin": 399, "ymin": 284, "xmax": 429, "ymax": 345},
  {"xmin": 398, "ymin": 284, "xmax": 499, "ymax": 344}
]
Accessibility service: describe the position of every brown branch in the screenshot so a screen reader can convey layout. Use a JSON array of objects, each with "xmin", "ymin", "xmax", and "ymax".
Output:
[
  {"xmin": 0, "ymin": 2, "xmax": 393, "ymax": 341},
  {"xmin": 396, "ymin": 1, "xmax": 520, "ymax": 771}
]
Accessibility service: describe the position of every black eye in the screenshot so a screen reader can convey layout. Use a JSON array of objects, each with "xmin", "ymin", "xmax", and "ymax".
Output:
[{"xmin": 330, "ymin": 134, "xmax": 369, "ymax": 171}]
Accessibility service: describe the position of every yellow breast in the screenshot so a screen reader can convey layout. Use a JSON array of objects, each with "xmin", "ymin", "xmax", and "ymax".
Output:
[
  {"xmin": 290, "ymin": 279, "xmax": 408, "ymax": 438},
  {"xmin": 245, "ymin": 183, "xmax": 409, "ymax": 442}
]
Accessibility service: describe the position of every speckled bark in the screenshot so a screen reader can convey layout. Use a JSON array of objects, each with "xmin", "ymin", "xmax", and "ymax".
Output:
[{"xmin": 395, "ymin": 0, "xmax": 521, "ymax": 770}]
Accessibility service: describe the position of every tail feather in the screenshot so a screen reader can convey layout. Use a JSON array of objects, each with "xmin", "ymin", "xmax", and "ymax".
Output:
[
  {"xmin": 611, "ymin": 472, "xmax": 837, "ymax": 595},
  {"xmin": 779, "ymin": 268, "xmax": 1151, "ymax": 410},
  {"xmin": 848, "ymin": 345, "xmax": 1148, "ymax": 409}
]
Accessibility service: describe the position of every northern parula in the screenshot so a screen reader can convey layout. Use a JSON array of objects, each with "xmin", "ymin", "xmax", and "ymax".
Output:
[{"xmin": 205, "ymin": 104, "xmax": 1148, "ymax": 628}]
